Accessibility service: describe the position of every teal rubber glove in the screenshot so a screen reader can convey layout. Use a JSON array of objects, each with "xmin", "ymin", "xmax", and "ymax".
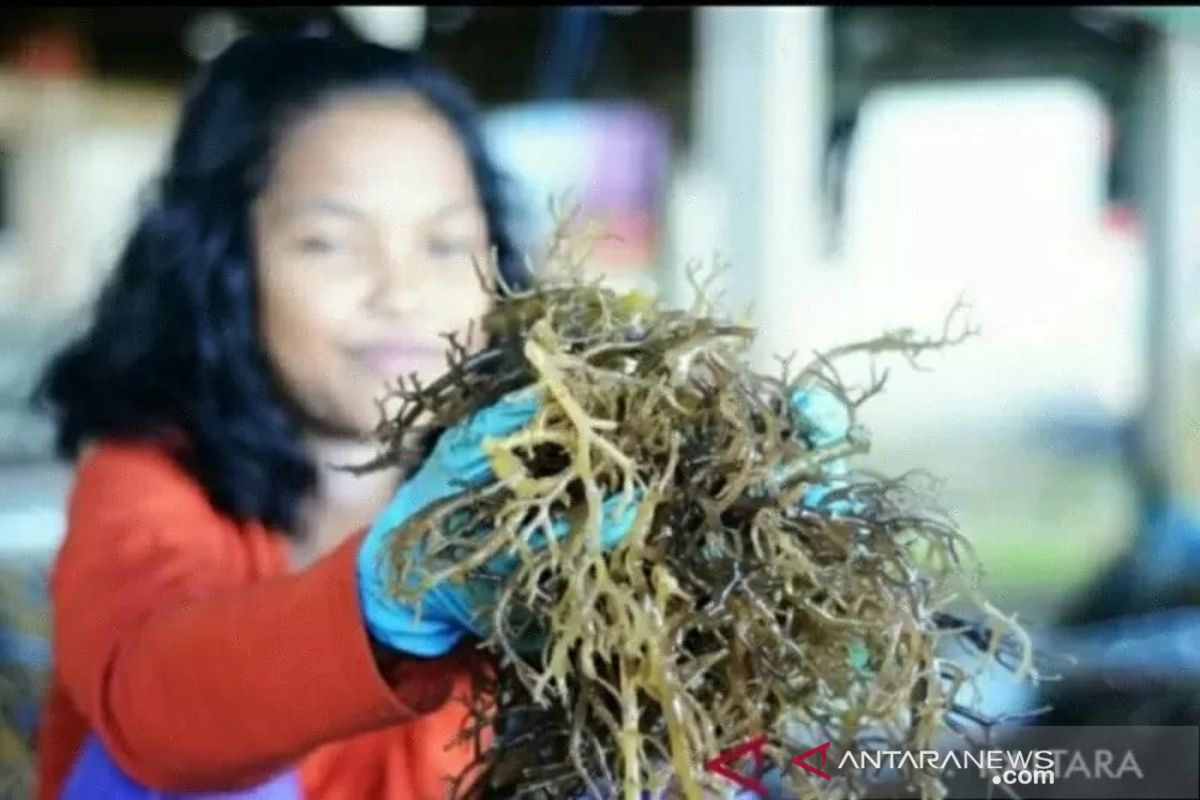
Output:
[
  {"xmin": 357, "ymin": 387, "xmax": 641, "ymax": 658},
  {"xmin": 793, "ymin": 388, "xmax": 874, "ymax": 679},
  {"xmin": 791, "ymin": 385, "xmax": 852, "ymax": 450},
  {"xmin": 790, "ymin": 386, "xmax": 862, "ymax": 517}
]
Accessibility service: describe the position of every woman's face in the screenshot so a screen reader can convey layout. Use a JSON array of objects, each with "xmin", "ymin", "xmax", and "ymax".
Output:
[{"xmin": 253, "ymin": 92, "xmax": 492, "ymax": 435}]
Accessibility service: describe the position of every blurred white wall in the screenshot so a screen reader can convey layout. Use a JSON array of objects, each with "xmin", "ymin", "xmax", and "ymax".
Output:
[
  {"xmin": 0, "ymin": 74, "xmax": 175, "ymax": 473},
  {"xmin": 796, "ymin": 79, "xmax": 1141, "ymax": 437},
  {"xmin": 828, "ymin": 79, "xmax": 1139, "ymax": 596},
  {"xmin": 0, "ymin": 73, "xmax": 175, "ymax": 320}
]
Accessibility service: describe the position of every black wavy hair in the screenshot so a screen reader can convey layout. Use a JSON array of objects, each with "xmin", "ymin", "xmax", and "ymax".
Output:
[{"xmin": 34, "ymin": 32, "xmax": 525, "ymax": 535}]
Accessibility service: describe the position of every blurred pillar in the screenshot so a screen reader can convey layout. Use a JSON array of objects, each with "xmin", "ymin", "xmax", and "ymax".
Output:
[
  {"xmin": 1137, "ymin": 31, "xmax": 1200, "ymax": 518},
  {"xmin": 8, "ymin": 78, "xmax": 86, "ymax": 314},
  {"xmin": 336, "ymin": 7, "xmax": 426, "ymax": 49},
  {"xmin": 693, "ymin": 7, "xmax": 828, "ymax": 368}
]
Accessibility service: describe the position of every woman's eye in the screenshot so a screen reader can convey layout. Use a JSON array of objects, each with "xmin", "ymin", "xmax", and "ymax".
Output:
[
  {"xmin": 297, "ymin": 235, "xmax": 341, "ymax": 255},
  {"xmin": 428, "ymin": 236, "xmax": 474, "ymax": 260}
]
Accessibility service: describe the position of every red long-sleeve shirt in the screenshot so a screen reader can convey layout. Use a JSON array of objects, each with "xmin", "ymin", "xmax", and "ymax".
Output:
[{"xmin": 36, "ymin": 440, "xmax": 490, "ymax": 799}]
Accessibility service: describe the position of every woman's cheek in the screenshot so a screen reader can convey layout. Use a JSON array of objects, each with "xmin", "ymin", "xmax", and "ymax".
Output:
[{"xmin": 264, "ymin": 285, "xmax": 360, "ymax": 426}]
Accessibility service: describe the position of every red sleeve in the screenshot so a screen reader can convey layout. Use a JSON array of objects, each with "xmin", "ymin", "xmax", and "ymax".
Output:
[{"xmin": 50, "ymin": 443, "xmax": 463, "ymax": 792}]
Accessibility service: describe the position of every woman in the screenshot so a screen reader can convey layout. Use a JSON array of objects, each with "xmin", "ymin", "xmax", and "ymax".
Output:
[
  {"xmin": 32, "ymin": 26, "xmax": 855, "ymax": 799},
  {"xmin": 32, "ymin": 30, "xmax": 641, "ymax": 800}
]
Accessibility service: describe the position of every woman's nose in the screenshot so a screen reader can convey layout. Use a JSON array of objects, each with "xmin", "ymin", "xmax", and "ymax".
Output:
[
  {"xmin": 369, "ymin": 269, "xmax": 419, "ymax": 316},
  {"xmin": 365, "ymin": 235, "xmax": 424, "ymax": 316}
]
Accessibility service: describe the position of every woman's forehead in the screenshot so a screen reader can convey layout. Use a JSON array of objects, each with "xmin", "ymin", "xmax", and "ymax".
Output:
[{"xmin": 266, "ymin": 93, "xmax": 480, "ymax": 219}]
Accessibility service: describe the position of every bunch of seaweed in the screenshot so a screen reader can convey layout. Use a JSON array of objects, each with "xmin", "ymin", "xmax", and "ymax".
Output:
[{"xmin": 358, "ymin": 205, "xmax": 1037, "ymax": 800}]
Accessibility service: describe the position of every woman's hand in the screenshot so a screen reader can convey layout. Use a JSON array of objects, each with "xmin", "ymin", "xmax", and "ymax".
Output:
[
  {"xmin": 356, "ymin": 386, "xmax": 640, "ymax": 658},
  {"xmin": 790, "ymin": 386, "xmax": 863, "ymax": 517}
]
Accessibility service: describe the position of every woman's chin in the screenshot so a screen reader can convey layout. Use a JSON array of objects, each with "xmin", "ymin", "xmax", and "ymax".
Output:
[
  {"xmin": 349, "ymin": 390, "xmax": 433, "ymax": 437},
  {"xmin": 369, "ymin": 356, "xmax": 447, "ymax": 388}
]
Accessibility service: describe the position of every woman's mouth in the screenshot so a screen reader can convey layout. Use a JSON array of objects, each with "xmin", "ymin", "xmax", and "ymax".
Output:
[{"xmin": 350, "ymin": 342, "xmax": 446, "ymax": 374}]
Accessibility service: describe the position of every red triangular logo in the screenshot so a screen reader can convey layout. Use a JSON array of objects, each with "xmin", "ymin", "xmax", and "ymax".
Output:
[
  {"xmin": 791, "ymin": 740, "xmax": 833, "ymax": 780},
  {"xmin": 704, "ymin": 734, "xmax": 769, "ymax": 796}
]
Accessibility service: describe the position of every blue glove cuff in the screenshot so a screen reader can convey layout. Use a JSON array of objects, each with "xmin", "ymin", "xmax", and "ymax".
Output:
[
  {"xmin": 360, "ymin": 591, "xmax": 467, "ymax": 658},
  {"xmin": 357, "ymin": 490, "xmax": 466, "ymax": 658}
]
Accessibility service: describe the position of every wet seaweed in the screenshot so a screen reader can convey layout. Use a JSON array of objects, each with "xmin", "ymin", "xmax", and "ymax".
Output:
[{"xmin": 359, "ymin": 201, "xmax": 1037, "ymax": 800}]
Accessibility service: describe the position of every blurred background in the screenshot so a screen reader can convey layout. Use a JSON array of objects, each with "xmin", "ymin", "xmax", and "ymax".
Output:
[{"xmin": 0, "ymin": 6, "xmax": 1198, "ymax": 797}]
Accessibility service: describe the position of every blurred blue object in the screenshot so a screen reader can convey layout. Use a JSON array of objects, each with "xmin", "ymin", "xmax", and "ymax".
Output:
[
  {"xmin": 1035, "ymin": 496, "xmax": 1200, "ymax": 727},
  {"xmin": 1053, "ymin": 498, "xmax": 1200, "ymax": 632},
  {"xmin": 62, "ymin": 734, "xmax": 301, "ymax": 800},
  {"xmin": 1049, "ymin": 604, "xmax": 1200, "ymax": 682},
  {"xmin": 535, "ymin": 7, "xmax": 605, "ymax": 99},
  {"xmin": 0, "ymin": 627, "xmax": 50, "ymax": 670},
  {"xmin": 1138, "ymin": 501, "xmax": 1200, "ymax": 585},
  {"xmin": 1029, "ymin": 408, "xmax": 1135, "ymax": 458}
]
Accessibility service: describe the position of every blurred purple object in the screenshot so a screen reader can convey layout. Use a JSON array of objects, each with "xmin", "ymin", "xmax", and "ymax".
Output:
[
  {"xmin": 62, "ymin": 734, "xmax": 301, "ymax": 800},
  {"xmin": 483, "ymin": 101, "xmax": 670, "ymax": 262},
  {"xmin": 582, "ymin": 104, "xmax": 670, "ymax": 214}
]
